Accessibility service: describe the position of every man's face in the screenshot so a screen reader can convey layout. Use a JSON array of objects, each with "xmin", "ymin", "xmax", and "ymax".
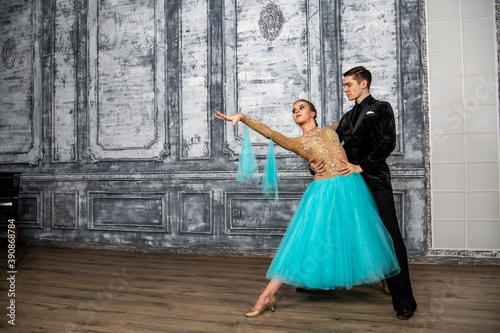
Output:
[{"xmin": 343, "ymin": 75, "xmax": 365, "ymax": 102}]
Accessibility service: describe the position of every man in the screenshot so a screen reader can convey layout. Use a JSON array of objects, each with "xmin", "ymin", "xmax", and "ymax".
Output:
[{"xmin": 311, "ymin": 66, "xmax": 417, "ymax": 320}]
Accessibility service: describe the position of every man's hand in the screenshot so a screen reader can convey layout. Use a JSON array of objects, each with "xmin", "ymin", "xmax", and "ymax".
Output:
[
  {"xmin": 337, "ymin": 159, "xmax": 363, "ymax": 177},
  {"xmin": 309, "ymin": 159, "xmax": 326, "ymax": 176}
]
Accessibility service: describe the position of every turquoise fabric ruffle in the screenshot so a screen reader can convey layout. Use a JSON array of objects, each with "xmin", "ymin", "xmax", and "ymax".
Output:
[
  {"xmin": 262, "ymin": 139, "xmax": 279, "ymax": 201},
  {"xmin": 266, "ymin": 173, "xmax": 400, "ymax": 290},
  {"xmin": 236, "ymin": 126, "xmax": 280, "ymax": 201},
  {"xmin": 236, "ymin": 126, "xmax": 260, "ymax": 184}
]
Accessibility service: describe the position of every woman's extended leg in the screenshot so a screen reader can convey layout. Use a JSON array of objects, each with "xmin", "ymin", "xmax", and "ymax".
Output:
[{"xmin": 245, "ymin": 279, "xmax": 284, "ymax": 317}]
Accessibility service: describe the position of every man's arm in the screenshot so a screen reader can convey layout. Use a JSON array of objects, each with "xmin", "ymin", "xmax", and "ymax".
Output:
[
  {"xmin": 357, "ymin": 102, "xmax": 396, "ymax": 173},
  {"xmin": 309, "ymin": 159, "xmax": 326, "ymax": 175},
  {"xmin": 337, "ymin": 159, "xmax": 363, "ymax": 177}
]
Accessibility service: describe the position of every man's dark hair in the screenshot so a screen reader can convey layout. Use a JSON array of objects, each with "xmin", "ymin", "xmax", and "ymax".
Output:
[{"xmin": 343, "ymin": 66, "xmax": 372, "ymax": 90}]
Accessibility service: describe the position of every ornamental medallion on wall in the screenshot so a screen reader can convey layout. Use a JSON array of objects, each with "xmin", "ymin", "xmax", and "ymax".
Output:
[
  {"xmin": 259, "ymin": 2, "xmax": 284, "ymax": 41},
  {"xmin": 2, "ymin": 37, "xmax": 18, "ymax": 69}
]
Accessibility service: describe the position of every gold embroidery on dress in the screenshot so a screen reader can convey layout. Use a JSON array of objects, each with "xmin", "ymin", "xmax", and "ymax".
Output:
[{"xmin": 241, "ymin": 115, "xmax": 348, "ymax": 181}]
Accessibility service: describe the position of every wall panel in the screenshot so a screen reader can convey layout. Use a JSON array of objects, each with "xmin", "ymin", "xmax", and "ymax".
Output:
[
  {"xmin": 340, "ymin": 0, "xmax": 403, "ymax": 153},
  {"xmin": 52, "ymin": 0, "xmax": 77, "ymax": 162},
  {"xmin": 225, "ymin": 191, "xmax": 302, "ymax": 235},
  {"xmin": 88, "ymin": 192, "xmax": 169, "ymax": 232},
  {"xmin": 87, "ymin": 0, "xmax": 167, "ymax": 162},
  {"xmin": 223, "ymin": 0, "xmax": 322, "ymax": 158},
  {"xmin": 180, "ymin": 0, "xmax": 211, "ymax": 160},
  {"xmin": 392, "ymin": 172, "xmax": 427, "ymax": 253},
  {"xmin": 180, "ymin": 191, "xmax": 213, "ymax": 234},
  {"xmin": 18, "ymin": 192, "xmax": 43, "ymax": 229},
  {"xmin": 51, "ymin": 191, "xmax": 78, "ymax": 229},
  {"xmin": 0, "ymin": 0, "xmax": 43, "ymax": 165}
]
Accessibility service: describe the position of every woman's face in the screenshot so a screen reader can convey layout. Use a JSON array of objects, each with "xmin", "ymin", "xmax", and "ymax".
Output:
[{"xmin": 292, "ymin": 101, "xmax": 316, "ymax": 125}]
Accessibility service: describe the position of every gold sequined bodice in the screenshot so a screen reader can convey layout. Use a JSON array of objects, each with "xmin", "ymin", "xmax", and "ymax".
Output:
[{"xmin": 241, "ymin": 115, "xmax": 348, "ymax": 180}]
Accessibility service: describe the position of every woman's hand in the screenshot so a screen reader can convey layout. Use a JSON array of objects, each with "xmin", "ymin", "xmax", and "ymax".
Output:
[{"xmin": 215, "ymin": 111, "xmax": 243, "ymax": 127}]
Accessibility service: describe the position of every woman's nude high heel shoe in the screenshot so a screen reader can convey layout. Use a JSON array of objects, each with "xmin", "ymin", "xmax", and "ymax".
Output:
[
  {"xmin": 245, "ymin": 296, "xmax": 276, "ymax": 317},
  {"xmin": 382, "ymin": 279, "xmax": 391, "ymax": 295}
]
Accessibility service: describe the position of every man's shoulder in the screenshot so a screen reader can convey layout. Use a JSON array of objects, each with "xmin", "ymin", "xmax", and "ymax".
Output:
[
  {"xmin": 368, "ymin": 98, "xmax": 394, "ymax": 115},
  {"xmin": 369, "ymin": 98, "xmax": 391, "ymax": 107}
]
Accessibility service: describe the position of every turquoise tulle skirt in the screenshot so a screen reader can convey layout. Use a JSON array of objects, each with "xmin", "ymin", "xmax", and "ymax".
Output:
[{"xmin": 266, "ymin": 173, "xmax": 400, "ymax": 290}]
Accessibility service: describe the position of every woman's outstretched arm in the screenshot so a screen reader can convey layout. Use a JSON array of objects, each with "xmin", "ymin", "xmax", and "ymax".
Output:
[
  {"xmin": 215, "ymin": 111, "xmax": 243, "ymax": 127},
  {"xmin": 215, "ymin": 111, "xmax": 302, "ymax": 156}
]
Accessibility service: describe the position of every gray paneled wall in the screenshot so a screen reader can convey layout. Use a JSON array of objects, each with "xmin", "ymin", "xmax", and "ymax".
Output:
[{"xmin": 0, "ymin": 0, "xmax": 426, "ymax": 254}]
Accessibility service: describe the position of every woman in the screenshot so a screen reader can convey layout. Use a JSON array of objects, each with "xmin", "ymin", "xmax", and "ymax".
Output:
[{"xmin": 215, "ymin": 100, "xmax": 400, "ymax": 317}]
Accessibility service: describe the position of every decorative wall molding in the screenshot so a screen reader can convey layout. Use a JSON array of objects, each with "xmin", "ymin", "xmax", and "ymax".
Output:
[
  {"xmin": 224, "ymin": 191, "xmax": 302, "ymax": 236},
  {"xmin": 0, "ymin": 0, "xmax": 43, "ymax": 165},
  {"xmin": 1, "ymin": 37, "xmax": 18, "ymax": 69},
  {"xmin": 258, "ymin": 2, "xmax": 285, "ymax": 42},
  {"xmin": 51, "ymin": 0, "xmax": 77, "ymax": 163},
  {"xmin": 88, "ymin": 191, "xmax": 169, "ymax": 232},
  {"xmin": 339, "ymin": 0, "xmax": 404, "ymax": 156},
  {"xmin": 51, "ymin": 191, "xmax": 78, "ymax": 229},
  {"xmin": 179, "ymin": 0, "xmax": 211, "ymax": 160},
  {"xmin": 21, "ymin": 168, "xmax": 425, "ymax": 182},
  {"xmin": 393, "ymin": 190, "xmax": 407, "ymax": 239},
  {"xmin": 18, "ymin": 192, "xmax": 43, "ymax": 229},
  {"xmin": 419, "ymin": 0, "xmax": 432, "ymax": 255},
  {"xmin": 179, "ymin": 191, "xmax": 213, "ymax": 234},
  {"xmin": 87, "ymin": 0, "xmax": 168, "ymax": 162},
  {"xmin": 391, "ymin": 168, "xmax": 426, "ymax": 177},
  {"xmin": 223, "ymin": 0, "xmax": 322, "ymax": 159},
  {"xmin": 427, "ymin": 249, "xmax": 500, "ymax": 258}
]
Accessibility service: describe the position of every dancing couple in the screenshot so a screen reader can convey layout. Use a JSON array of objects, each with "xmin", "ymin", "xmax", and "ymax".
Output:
[{"xmin": 215, "ymin": 66, "xmax": 416, "ymax": 320}]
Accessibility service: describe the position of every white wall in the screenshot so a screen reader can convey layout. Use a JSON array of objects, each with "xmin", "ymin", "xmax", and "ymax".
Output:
[{"xmin": 427, "ymin": 0, "xmax": 500, "ymax": 251}]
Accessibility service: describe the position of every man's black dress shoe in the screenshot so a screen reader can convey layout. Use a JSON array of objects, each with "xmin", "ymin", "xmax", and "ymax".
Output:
[{"xmin": 396, "ymin": 308, "xmax": 414, "ymax": 320}]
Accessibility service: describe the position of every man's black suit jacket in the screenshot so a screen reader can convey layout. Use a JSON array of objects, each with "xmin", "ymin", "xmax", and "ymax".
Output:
[{"xmin": 336, "ymin": 95, "xmax": 397, "ymax": 191}]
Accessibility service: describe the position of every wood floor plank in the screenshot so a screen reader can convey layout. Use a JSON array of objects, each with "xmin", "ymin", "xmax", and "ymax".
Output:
[{"xmin": 0, "ymin": 246, "xmax": 499, "ymax": 332}]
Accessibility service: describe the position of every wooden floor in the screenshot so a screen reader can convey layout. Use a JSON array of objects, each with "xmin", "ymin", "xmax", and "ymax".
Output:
[{"xmin": 0, "ymin": 246, "xmax": 499, "ymax": 332}]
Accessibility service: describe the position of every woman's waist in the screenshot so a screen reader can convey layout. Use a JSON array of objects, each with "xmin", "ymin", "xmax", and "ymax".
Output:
[{"xmin": 313, "ymin": 171, "xmax": 357, "ymax": 181}]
